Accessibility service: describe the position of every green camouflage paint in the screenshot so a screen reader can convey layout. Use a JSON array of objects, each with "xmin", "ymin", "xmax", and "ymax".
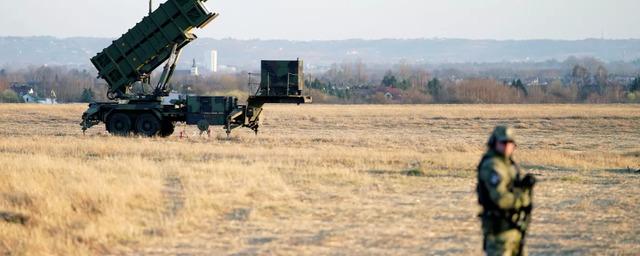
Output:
[
  {"xmin": 91, "ymin": 0, "xmax": 217, "ymax": 99},
  {"xmin": 259, "ymin": 60, "xmax": 304, "ymax": 97}
]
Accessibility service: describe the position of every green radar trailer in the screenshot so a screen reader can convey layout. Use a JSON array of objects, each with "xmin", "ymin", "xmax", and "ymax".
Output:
[{"xmin": 80, "ymin": 0, "xmax": 311, "ymax": 137}]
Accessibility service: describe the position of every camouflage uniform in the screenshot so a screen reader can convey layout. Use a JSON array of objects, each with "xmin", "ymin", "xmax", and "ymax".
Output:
[{"xmin": 477, "ymin": 126, "xmax": 535, "ymax": 256}]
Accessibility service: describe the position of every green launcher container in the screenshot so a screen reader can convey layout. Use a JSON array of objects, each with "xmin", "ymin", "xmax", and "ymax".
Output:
[
  {"xmin": 91, "ymin": 0, "xmax": 217, "ymax": 97},
  {"xmin": 259, "ymin": 60, "xmax": 305, "ymax": 96},
  {"xmin": 186, "ymin": 96, "xmax": 238, "ymax": 126}
]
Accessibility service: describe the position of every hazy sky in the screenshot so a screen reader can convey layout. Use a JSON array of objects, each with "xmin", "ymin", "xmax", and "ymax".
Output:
[{"xmin": 0, "ymin": 0, "xmax": 639, "ymax": 40}]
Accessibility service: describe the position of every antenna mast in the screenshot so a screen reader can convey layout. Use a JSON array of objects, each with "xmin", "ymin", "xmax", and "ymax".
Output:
[{"xmin": 149, "ymin": 0, "xmax": 153, "ymax": 15}]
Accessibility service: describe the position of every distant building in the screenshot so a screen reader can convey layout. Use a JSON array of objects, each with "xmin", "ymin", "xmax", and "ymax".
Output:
[
  {"xmin": 20, "ymin": 92, "xmax": 57, "ymax": 104},
  {"xmin": 376, "ymin": 87, "xmax": 402, "ymax": 101},
  {"xmin": 173, "ymin": 59, "xmax": 200, "ymax": 77},
  {"xmin": 22, "ymin": 94, "xmax": 38, "ymax": 103},
  {"xmin": 209, "ymin": 50, "xmax": 218, "ymax": 72},
  {"xmin": 10, "ymin": 82, "xmax": 41, "ymax": 96},
  {"xmin": 11, "ymin": 82, "xmax": 40, "ymax": 103},
  {"xmin": 10, "ymin": 82, "xmax": 57, "ymax": 104},
  {"xmin": 190, "ymin": 59, "xmax": 199, "ymax": 76}
]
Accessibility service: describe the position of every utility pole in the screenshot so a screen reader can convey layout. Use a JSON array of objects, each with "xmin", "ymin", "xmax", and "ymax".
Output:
[{"xmin": 149, "ymin": 0, "xmax": 153, "ymax": 15}]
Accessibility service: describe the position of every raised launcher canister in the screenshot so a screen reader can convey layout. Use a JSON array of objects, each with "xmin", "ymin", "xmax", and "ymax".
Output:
[{"xmin": 90, "ymin": 0, "xmax": 217, "ymax": 99}]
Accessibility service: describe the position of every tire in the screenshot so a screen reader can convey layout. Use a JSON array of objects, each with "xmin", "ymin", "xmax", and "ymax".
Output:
[
  {"xmin": 135, "ymin": 113, "xmax": 160, "ymax": 137},
  {"xmin": 159, "ymin": 120, "xmax": 175, "ymax": 137},
  {"xmin": 107, "ymin": 113, "xmax": 132, "ymax": 136}
]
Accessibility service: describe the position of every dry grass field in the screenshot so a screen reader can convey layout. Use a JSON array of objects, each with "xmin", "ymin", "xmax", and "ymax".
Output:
[{"xmin": 0, "ymin": 103, "xmax": 639, "ymax": 255}]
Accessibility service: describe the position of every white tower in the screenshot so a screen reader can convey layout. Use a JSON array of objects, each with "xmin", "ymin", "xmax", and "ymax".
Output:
[
  {"xmin": 209, "ymin": 50, "xmax": 218, "ymax": 72},
  {"xmin": 190, "ymin": 59, "xmax": 199, "ymax": 76}
]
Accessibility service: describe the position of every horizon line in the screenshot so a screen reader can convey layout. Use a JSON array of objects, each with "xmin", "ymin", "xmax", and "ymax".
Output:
[{"xmin": 1, "ymin": 35, "xmax": 640, "ymax": 42}]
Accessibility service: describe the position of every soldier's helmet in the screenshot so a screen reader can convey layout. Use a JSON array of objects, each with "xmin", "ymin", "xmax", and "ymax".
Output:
[{"xmin": 487, "ymin": 125, "xmax": 516, "ymax": 147}]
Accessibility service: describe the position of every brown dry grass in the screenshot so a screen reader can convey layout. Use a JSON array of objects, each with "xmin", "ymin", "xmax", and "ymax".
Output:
[{"xmin": 0, "ymin": 104, "xmax": 639, "ymax": 255}]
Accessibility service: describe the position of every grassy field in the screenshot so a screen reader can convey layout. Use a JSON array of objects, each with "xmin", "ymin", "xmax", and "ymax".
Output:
[{"xmin": 0, "ymin": 104, "xmax": 639, "ymax": 255}]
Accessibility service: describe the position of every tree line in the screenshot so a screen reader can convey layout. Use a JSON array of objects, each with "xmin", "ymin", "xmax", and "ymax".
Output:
[
  {"xmin": 0, "ymin": 66, "xmax": 99, "ymax": 103},
  {"xmin": 306, "ymin": 59, "xmax": 640, "ymax": 104},
  {"xmin": 0, "ymin": 66, "xmax": 251, "ymax": 103},
  {"xmin": 1, "ymin": 58, "xmax": 639, "ymax": 104}
]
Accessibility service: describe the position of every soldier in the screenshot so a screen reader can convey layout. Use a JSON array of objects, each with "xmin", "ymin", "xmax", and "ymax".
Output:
[{"xmin": 477, "ymin": 126, "xmax": 536, "ymax": 256}]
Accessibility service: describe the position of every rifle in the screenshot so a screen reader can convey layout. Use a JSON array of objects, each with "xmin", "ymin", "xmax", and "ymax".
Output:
[
  {"xmin": 517, "ymin": 204, "xmax": 532, "ymax": 256},
  {"xmin": 516, "ymin": 173, "xmax": 536, "ymax": 256}
]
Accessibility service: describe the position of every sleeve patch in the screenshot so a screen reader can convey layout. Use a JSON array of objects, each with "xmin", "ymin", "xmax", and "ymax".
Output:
[{"xmin": 490, "ymin": 173, "xmax": 501, "ymax": 186}]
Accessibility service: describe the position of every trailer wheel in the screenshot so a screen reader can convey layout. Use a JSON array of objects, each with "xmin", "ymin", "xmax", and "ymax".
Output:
[
  {"xmin": 159, "ymin": 120, "xmax": 175, "ymax": 137},
  {"xmin": 107, "ymin": 113, "xmax": 132, "ymax": 136},
  {"xmin": 135, "ymin": 113, "xmax": 160, "ymax": 137}
]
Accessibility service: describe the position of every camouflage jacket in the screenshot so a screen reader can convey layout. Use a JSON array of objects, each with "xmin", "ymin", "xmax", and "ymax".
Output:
[{"xmin": 477, "ymin": 150, "xmax": 531, "ymax": 213}]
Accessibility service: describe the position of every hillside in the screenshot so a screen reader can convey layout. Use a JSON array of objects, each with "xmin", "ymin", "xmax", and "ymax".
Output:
[{"xmin": 1, "ymin": 37, "xmax": 639, "ymax": 70}]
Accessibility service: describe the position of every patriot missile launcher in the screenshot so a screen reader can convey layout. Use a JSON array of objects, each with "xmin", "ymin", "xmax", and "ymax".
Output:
[{"xmin": 81, "ymin": 0, "xmax": 311, "ymax": 137}]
